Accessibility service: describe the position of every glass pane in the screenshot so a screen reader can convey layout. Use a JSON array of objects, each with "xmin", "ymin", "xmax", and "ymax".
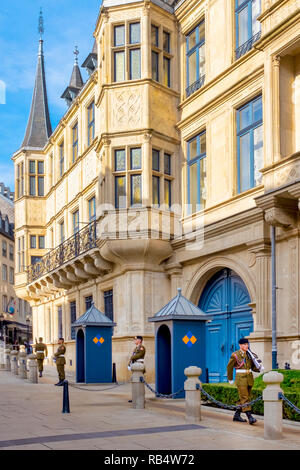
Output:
[
  {"xmin": 152, "ymin": 176, "xmax": 160, "ymax": 205},
  {"xmin": 29, "ymin": 161, "xmax": 35, "ymax": 174},
  {"xmin": 200, "ymin": 133, "xmax": 206, "ymax": 154},
  {"xmin": 88, "ymin": 122, "xmax": 95, "ymax": 145},
  {"xmin": 130, "ymin": 23, "xmax": 140, "ymax": 44},
  {"xmin": 189, "ymin": 162, "xmax": 198, "ymax": 214},
  {"xmin": 131, "ymin": 174, "xmax": 142, "ymax": 205},
  {"xmin": 152, "ymin": 51, "xmax": 159, "ymax": 81},
  {"xmin": 164, "ymin": 179, "xmax": 171, "ymax": 208},
  {"xmin": 73, "ymin": 211, "xmax": 79, "ymax": 233},
  {"xmin": 199, "ymin": 44, "xmax": 205, "ymax": 76},
  {"xmin": 114, "ymin": 51, "xmax": 125, "ymax": 82},
  {"xmin": 199, "ymin": 22, "xmax": 205, "ymax": 43},
  {"xmin": 239, "ymin": 133, "xmax": 251, "ymax": 192},
  {"xmin": 200, "ymin": 157, "xmax": 207, "ymax": 208},
  {"xmin": 163, "ymin": 57, "xmax": 170, "ymax": 87},
  {"xmin": 239, "ymin": 104, "xmax": 251, "ymax": 131},
  {"xmin": 252, "ymin": 0, "xmax": 261, "ymax": 36},
  {"xmin": 89, "ymin": 197, "xmax": 96, "ymax": 221},
  {"xmin": 30, "ymin": 236, "xmax": 36, "ymax": 249},
  {"xmin": 130, "ymin": 148, "xmax": 142, "ymax": 169},
  {"xmin": 38, "ymin": 161, "xmax": 44, "ymax": 174},
  {"xmin": 114, "ymin": 25, "xmax": 125, "ymax": 46},
  {"xmin": 188, "ymin": 138, "xmax": 198, "ymax": 160},
  {"xmin": 60, "ymin": 222, "xmax": 65, "ymax": 243},
  {"xmin": 30, "ymin": 176, "xmax": 36, "ymax": 196},
  {"xmin": 253, "ymin": 96, "xmax": 262, "ymax": 123},
  {"xmin": 115, "ymin": 149, "xmax": 126, "ymax": 171},
  {"xmin": 39, "ymin": 236, "xmax": 45, "ymax": 249},
  {"xmin": 238, "ymin": 7, "xmax": 249, "ymax": 47},
  {"xmin": 38, "ymin": 177, "xmax": 44, "ymax": 196},
  {"xmin": 164, "ymin": 153, "xmax": 171, "ymax": 175},
  {"xmin": 151, "ymin": 25, "xmax": 159, "ymax": 47},
  {"xmin": 115, "ymin": 176, "xmax": 126, "ymax": 209},
  {"xmin": 188, "ymin": 51, "xmax": 197, "ymax": 86},
  {"xmin": 152, "ymin": 149, "xmax": 160, "ymax": 171},
  {"xmin": 188, "ymin": 29, "xmax": 197, "ymax": 51},
  {"xmin": 130, "ymin": 49, "xmax": 141, "ymax": 80},
  {"xmin": 88, "ymin": 102, "xmax": 94, "ymax": 124},
  {"xmin": 254, "ymin": 125, "xmax": 263, "ymax": 186},
  {"xmin": 163, "ymin": 31, "xmax": 170, "ymax": 52}
]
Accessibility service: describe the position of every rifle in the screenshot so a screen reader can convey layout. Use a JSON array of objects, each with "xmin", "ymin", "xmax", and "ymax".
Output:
[{"xmin": 247, "ymin": 348, "xmax": 263, "ymax": 371}]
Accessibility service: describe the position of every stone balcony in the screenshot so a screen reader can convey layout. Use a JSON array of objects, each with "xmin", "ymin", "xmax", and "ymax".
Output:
[{"xmin": 26, "ymin": 207, "xmax": 179, "ymax": 300}]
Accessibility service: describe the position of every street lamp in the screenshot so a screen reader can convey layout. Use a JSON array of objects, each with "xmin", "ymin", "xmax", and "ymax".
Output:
[
  {"xmin": 26, "ymin": 315, "xmax": 31, "ymax": 344},
  {"xmin": 0, "ymin": 313, "xmax": 4, "ymax": 342}
]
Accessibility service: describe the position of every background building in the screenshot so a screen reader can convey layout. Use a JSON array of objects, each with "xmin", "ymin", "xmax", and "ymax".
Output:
[
  {"xmin": 13, "ymin": 0, "xmax": 300, "ymax": 380},
  {"xmin": 0, "ymin": 183, "xmax": 31, "ymax": 345}
]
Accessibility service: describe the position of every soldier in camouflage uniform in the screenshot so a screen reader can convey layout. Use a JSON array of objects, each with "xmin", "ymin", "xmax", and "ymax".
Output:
[
  {"xmin": 53, "ymin": 338, "xmax": 66, "ymax": 386},
  {"xmin": 34, "ymin": 337, "xmax": 48, "ymax": 377},
  {"xmin": 227, "ymin": 337, "xmax": 261, "ymax": 425}
]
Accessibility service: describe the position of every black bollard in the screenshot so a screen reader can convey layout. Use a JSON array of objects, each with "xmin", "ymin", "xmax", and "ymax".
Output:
[
  {"xmin": 62, "ymin": 380, "xmax": 70, "ymax": 414},
  {"xmin": 112, "ymin": 362, "xmax": 117, "ymax": 383}
]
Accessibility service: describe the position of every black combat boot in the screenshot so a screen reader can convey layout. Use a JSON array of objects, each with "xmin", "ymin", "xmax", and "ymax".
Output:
[
  {"xmin": 233, "ymin": 410, "xmax": 247, "ymax": 422},
  {"xmin": 246, "ymin": 411, "xmax": 257, "ymax": 425},
  {"xmin": 39, "ymin": 371, "xmax": 42, "ymax": 377}
]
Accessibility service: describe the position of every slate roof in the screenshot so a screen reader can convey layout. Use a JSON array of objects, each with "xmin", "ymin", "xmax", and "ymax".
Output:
[
  {"xmin": 149, "ymin": 288, "xmax": 212, "ymax": 322},
  {"xmin": 21, "ymin": 40, "xmax": 52, "ymax": 149},
  {"xmin": 72, "ymin": 303, "xmax": 116, "ymax": 327}
]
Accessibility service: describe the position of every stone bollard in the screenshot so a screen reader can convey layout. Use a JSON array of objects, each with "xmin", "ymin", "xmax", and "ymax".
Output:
[
  {"xmin": 5, "ymin": 348, "xmax": 11, "ymax": 371},
  {"xmin": 184, "ymin": 366, "xmax": 202, "ymax": 423},
  {"xmin": 18, "ymin": 349, "xmax": 27, "ymax": 379},
  {"xmin": 263, "ymin": 371, "xmax": 284, "ymax": 440},
  {"xmin": 131, "ymin": 363, "xmax": 145, "ymax": 409},
  {"xmin": 10, "ymin": 350, "xmax": 19, "ymax": 375},
  {"xmin": 28, "ymin": 354, "xmax": 38, "ymax": 383}
]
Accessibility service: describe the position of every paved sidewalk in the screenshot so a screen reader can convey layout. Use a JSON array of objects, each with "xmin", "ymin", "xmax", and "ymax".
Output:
[{"xmin": 0, "ymin": 369, "xmax": 299, "ymax": 451}]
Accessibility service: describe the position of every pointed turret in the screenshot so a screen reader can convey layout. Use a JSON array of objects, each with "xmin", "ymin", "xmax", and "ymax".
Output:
[
  {"xmin": 61, "ymin": 46, "xmax": 84, "ymax": 107},
  {"xmin": 82, "ymin": 39, "xmax": 98, "ymax": 77},
  {"xmin": 21, "ymin": 9, "xmax": 52, "ymax": 149}
]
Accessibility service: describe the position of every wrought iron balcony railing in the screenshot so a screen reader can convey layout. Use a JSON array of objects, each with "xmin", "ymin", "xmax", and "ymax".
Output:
[
  {"xmin": 27, "ymin": 221, "xmax": 97, "ymax": 283},
  {"xmin": 186, "ymin": 74, "xmax": 205, "ymax": 98},
  {"xmin": 235, "ymin": 31, "xmax": 261, "ymax": 60}
]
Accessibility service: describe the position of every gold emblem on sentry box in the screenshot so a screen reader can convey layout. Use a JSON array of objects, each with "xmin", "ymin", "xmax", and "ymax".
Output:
[
  {"xmin": 93, "ymin": 335, "xmax": 105, "ymax": 346},
  {"xmin": 182, "ymin": 332, "xmax": 197, "ymax": 348}
]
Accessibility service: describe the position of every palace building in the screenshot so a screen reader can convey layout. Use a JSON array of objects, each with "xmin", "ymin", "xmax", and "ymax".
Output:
[{"xmin": 13, "ymin": 0, "xmax": 300, "ymax": 381}]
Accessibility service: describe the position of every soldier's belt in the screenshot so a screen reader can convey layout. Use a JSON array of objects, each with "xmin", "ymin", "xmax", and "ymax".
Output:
[
  {"xmin": 37, "ymin": 351, "xmax": 44, "ymax": 353},
  {"xmin": 58, "ymin": 355, "xmax": 65, "ymax": 357},
  {"xmin": 236, "ymin": 369, "xmax": 251, "ymax": 374}
]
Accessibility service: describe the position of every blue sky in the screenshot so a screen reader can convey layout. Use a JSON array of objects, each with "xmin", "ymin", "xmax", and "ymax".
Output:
[{"xmin": 0, "ymin": 0, "xmax": 102, "ymax": 189}]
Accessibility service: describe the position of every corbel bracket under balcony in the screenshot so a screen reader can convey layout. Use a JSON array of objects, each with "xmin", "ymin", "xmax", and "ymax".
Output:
[{"xmin": 255, "ymin": 194, "xmax": 298, "ymax": 228}]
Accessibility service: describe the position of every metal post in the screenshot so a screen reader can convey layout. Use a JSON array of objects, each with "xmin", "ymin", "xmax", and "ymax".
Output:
[
  {"xmin": 62, "ymin": 380, "xmax": 70, "ymax": 413},
  {"xmin": 271, "ymin": 226, "xmax": 277, "ymax": 369},
  {"xmin": 112, "ymin": 362, "xmax": 116, "ymax": 383}
]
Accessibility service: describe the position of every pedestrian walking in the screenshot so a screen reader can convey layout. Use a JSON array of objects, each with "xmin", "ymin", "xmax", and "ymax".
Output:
[
  {"xmin": 53, "ymin": 338, "xmax": 66, "ymax": 386},
  {"xmin": 227, "ymin": 337, "xmax": 263, "ymax": 425},
  {"xmin": 33, "ymin": 337, "xmax": 48, "ymax": 377}
]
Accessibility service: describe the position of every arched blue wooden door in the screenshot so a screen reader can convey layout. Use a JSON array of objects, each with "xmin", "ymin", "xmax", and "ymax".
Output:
[{"xmin": 199, "ymin": 268, "xmax": 253, "ymax": 383}]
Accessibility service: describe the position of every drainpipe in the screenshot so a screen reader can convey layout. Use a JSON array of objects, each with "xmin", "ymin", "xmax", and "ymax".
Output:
[{"xmin": 271, "ymin": 225, "xmax": 277, "ymax": 369}]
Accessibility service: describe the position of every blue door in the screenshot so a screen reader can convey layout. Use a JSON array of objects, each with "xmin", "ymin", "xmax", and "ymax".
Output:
[{"xmin": 199, "ymin": 268, "xmax": 253, "ymax": 383}]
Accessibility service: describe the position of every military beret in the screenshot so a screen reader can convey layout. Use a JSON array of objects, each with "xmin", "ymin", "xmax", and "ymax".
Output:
[{"xmin": 239, "ymin": 337, "xmax": 249, "ymax": 345}]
